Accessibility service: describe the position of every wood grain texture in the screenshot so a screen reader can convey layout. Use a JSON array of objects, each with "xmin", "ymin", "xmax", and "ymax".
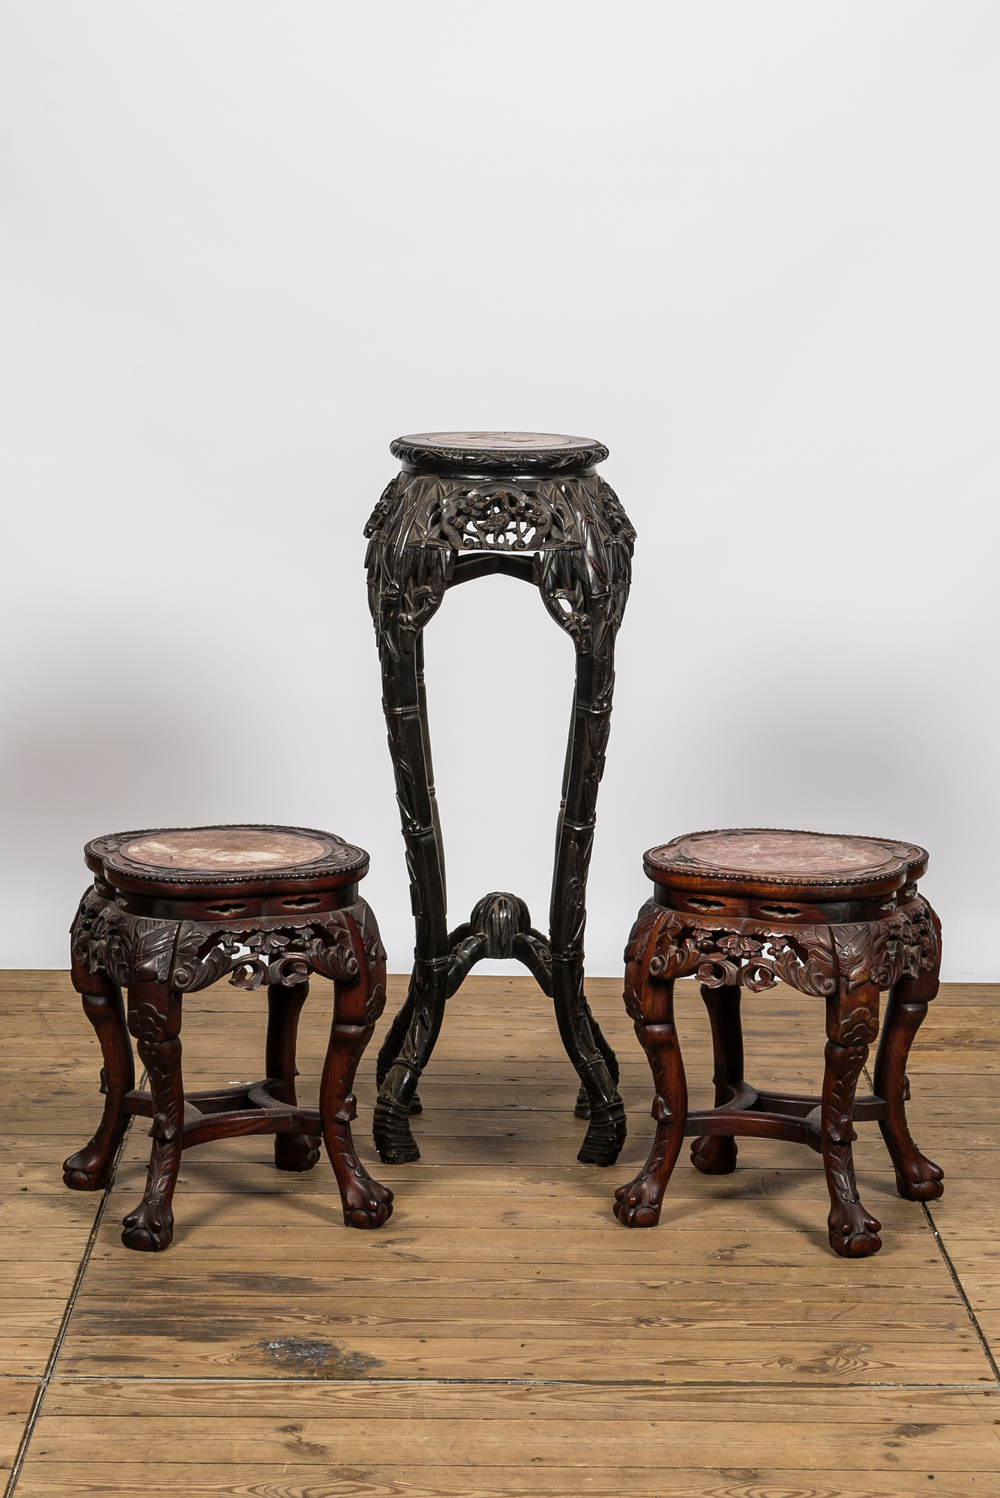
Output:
[{"xmin": 3, "ymin": 970, "xmax": 999, "ymax": 1497}]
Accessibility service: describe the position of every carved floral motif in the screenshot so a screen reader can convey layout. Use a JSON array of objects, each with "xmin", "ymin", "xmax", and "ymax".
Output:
[{"xmin": 628, "ymin": 897, "xmax": 937, "ymax": 999}]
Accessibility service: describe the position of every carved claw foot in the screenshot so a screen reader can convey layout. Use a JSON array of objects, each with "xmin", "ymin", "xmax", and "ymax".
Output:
[
  {"xmin": 121, "ymin": 1199, "xmax": 174, "ymax": 1252},
  {"xmin": 893, "ymin": 1153, "xmax": 944, "ymax": 1202},
  {"xmin": 62, "ymin": 1145, "xmax": 113, "ymax": 1191},
  {"xmin": 274, "ymin": 1133, "xmax": 322, "ymax": 1172},
  {"xmin": 828, "ymin": 1201, "xmax": 882, "ymax": 1258},
  {"xmin": 690, "ymin": 1134, "xmax": 738, "ymax": 1175},
  {"xmin": 373, "ymin": 1097, "xmax": 420, "ymax": 1164},
  {"xmin": 577, "ymin": 1106, "xmax": 627, "ymax": 1167},
  {"xmin": 339, "ymin": 1163, "xmax": 395, "ymax": 1230},
  {"xmin": 613, "ymin": 1173, "xmax": 663, "ymax": 1228}
]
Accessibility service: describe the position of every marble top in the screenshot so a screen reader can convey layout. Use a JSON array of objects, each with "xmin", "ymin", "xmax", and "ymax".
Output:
[
  {"xmin": 122, "ymin": 829, "xmax": 328, "ymax": 872},
  {"xmin": 390, "ymin": 430, "xmax": 609, "ymax": 474},
  {"xmin": 645, "ymin": 828, "xmax": 927, "ymax": 895},
  {"xmin": 85, "ymin": 824, "xmax": 369, "ymax": 891}
]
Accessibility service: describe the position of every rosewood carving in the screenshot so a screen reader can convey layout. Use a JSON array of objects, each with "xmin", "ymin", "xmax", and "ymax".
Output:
[
  {"xmin": 64, "ymin": 825, "xmax": 393, "ymax": 1250},
  {"xmin": 365, "ymin": 432, "xmax": 634, "ymax": 1166},
  {"xmin": 615, "ymin": 829, "xmax": 943, "ymax": 1258}
]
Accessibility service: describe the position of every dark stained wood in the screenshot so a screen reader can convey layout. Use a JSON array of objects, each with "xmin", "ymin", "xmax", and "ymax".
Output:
[
  {"xmin": 618, "ymin": 828, "xmax": 944, "ymax": 1258},
  {"xmin": 63, "ymin": 825, "xmax": 392, "ymax": 1251},
  {"xmin": 365, "ymin": 431, "xmax": 635, "ymax": 1169}
]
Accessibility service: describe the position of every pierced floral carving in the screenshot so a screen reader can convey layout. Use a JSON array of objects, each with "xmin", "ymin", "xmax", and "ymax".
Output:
[
  {"xmin": 628, "ymin": 896, "xmax": 937, "ymax": 1000},
  {"xmin": 440, "ymin": 485, "xmax": 558, "ymax": 551}
]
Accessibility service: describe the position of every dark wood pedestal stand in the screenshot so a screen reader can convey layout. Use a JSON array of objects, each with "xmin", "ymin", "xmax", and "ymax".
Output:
[{"xmin": 364, "ymin": 431, "xmax": 636, "ymax": 1167}]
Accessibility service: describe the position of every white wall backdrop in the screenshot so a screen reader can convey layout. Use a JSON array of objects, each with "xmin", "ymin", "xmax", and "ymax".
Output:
[{"xmin": 1, "ymin": 2, "xmax": 997, "ymax": 979}]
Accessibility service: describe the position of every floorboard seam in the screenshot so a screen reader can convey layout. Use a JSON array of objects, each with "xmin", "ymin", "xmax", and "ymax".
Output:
[
  {"xmin": 923, "ymin": 1202, "xmax": 1000, "ymax": 1386},
  {"xmin": 4, "ymin": 1112, "xmax": 136, "ymax": 1496},
  {"xmin": 35, "ymin": 1376, "xmax": 1000, "ymax": 1390}
]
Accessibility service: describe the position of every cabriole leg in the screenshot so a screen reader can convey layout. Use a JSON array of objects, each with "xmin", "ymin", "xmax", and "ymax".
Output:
[
  {"xmin": 614, "ymin": 958, "xmax": 688, "ymax": 1227},
  {"xmin": 822, "ymin": 978, "xmax": 882, "ymax": 1257},
  {"xmin": 267, "ymin": 979, "xmax": 321, "ymax": 1172},
  {"xmin": 320, "ymin": 906, "xmax": 393, "ymax": 1228},
  {"xmin": 691, "ymin": 982, "xmax": 743, "ymax": 1175},
  {"xmin": 121, "ymin": 982, "xmax": 184, "ymax": 1252},
  {"xmin": 874, "ymin": 903, "xmax": 944, "ymax": 1201},
  {"xmin": 63, "ymin": 959, "xmax": 135, "ymax": 1190}
]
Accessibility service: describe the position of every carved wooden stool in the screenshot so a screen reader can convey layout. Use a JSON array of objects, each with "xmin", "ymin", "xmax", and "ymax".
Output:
[
  {"xmin": 64, "ymin": 825, "xmax": 394, "ymax": 1251},
  {"xmin": 615, "ymin": 829, "xmax": 943, "ymax": 1257},
  {"xmin": 364, "ymin": 431, "xmax": 635, "ymax": 1168}
]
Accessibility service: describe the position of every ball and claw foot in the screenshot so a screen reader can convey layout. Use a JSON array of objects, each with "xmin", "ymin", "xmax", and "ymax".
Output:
[
  {"xmin": 62, "ymin": 1146, "xmax": 112, "ymax": 1192},
  {"xmin": 121, "ymin": 1199, "xmax": 174, "ymax": 1252},
  {"xmin": 691, "ymin": 1134, "xmax": 738, "ymax": 1175},
  {"xmin": 613, "ymin": 1173, "xmax": 663, "ymax": 1228},
  {"xmin": 274, "ymin": 1134, "xmax": 322, "ymax": 1172},
  {"xmin": 577, "ymin": 1108, "xmax": 627, "ymax": 1167},
  {"xmin": 373, "ymin": 1098, "xmax": 421, "ymax": 1164},
  {"xmin": 340, "ymin": 1165, "xmax": 394, "ymax": 1230},
  {"xmin": 893, "ymin": 1154, "xmax": 944, "ymax": 1202},
  {"xmin": 828, "ymin": 1200, "xmax": 882, "ymax": 1258}
]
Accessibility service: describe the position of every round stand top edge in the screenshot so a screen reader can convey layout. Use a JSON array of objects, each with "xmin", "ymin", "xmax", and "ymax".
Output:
[
  {"xmin": 84, "ymin": 824, "xmax": 369, "ymax": 897},
  {"xmin": 390, "ymin": 430, "xmax": 609, "ymax": 475},
  {"xmin": 644, "ymin": 828, "xmax": 928, "ymax": 901}
]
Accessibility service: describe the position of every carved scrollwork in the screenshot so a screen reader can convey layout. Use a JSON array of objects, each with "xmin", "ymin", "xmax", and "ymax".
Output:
[
  {"xmin": 173, "ymin": 909, "xmax": 364, "ymax": 994},
  {"xmin": 636, "ymin": 903, "xmax": 837, "ymax": 999},
  {"xmin": 628, "ymin": 896, "xmax": 938, "ymax": 1004}
]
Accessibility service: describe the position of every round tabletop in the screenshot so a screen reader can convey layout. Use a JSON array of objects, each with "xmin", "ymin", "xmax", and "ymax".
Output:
[
  {"xmin": 85, "ymin": 824, "xmax": 369, "ymax": 896},
  {"xmin": 644, "ymin": 828, "xmax": 928, "ymax": 900},
  {"xmin": 390, "ymin": 430, "xmax": 609, "ymax": 475}
]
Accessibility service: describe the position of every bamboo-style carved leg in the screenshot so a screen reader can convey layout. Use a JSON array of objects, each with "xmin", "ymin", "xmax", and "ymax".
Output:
[
  {"xmin": 267, "ymin": 980, "xmax": 321, "ymax": 1172},
  {"xmin": 121, "ymin": 982, "xmax": 183, "ymax": 1252},
  {"xmin": 320, "ymin": 910, "xmax": 393, "ymax": 1228},
  {"xmin": 823, "ymin": 979, "xmax": 882, "ymax": 1257},
  {"xmin": 574, "ymin": 1005, "xmax": 621, "ymax": 1119},
  {"xmin": 375, "ymin": 985, "xmax": 422, "ymax": 1115},
  {"xmin": 691, "ymin": 982, "xmax": 743, "ymax": 1175},
  {"xmin": 614, "ymin": 963, "xmax": 688, "ymax": 1226},
  {"xmin": 374, "ymin": 629, "xmax": 450, "ymax": 1163},
  {"xmin": 63, "ymin": 961, "xmax": 135, "ymax": 1190},
  {"xmin": 874, "ymin": 904, "xmax": 944, "ymax": 1201},
  {"xmin": 550, "ymin": 636, "xmax": 625, "ymax": 1165}
]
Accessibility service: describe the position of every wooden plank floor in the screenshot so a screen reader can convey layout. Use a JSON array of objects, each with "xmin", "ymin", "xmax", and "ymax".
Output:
[{"xmin": 2, "ymin": 969, "xmax": 999, "ymax": 1496}]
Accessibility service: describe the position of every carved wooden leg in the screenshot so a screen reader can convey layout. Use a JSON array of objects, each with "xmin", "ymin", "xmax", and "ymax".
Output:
[
  {"xmin": 121, "ymin": 982, "xmax": 184, "ymax": 1252},
  {"xmin": 549, "ymin": 637, "xmax": 625, "ymax": 1166},
  {"xmin": 691, "ymin": 982, "xmax": 743, "ymax": 1175},
  {"xmin": 63, "ymin": 959, "xmax": 135, "ymax": 1190},
  {"xmin": 375, "ymin": 982, "xmax": 422, "ymax": 1115},
  {"xmin": 320, "ymin": 906, "xmax": 393, "ymax": 1229},
  {"xmin": 573, "ymin": 1000, "xmax": 620, "ymax": 1120},
  {"xmin": 374, "ymin": 961, "xmax": 447, "ymax": 1163},
  {"xmin": 822, "ymin": 979, "xmax": 882, "ymax": 1257},
  {"xmin": 374, "ymin": 628, "xmax": 449, "ymax": 1162},
  {"xmin": 614, "ymin": 961, "xmax": 688, "ymax": 1227},
  {"xmin": 553, "ymin": 957, "xmax": 627, "ymax": 1165},
  {"xmin": 267, "ymin": 979, "xmax": 321, "ymax": 1172},
  {"xmin": 874, "ymin": 903, "xmax": 944, "ymax": 1201}
]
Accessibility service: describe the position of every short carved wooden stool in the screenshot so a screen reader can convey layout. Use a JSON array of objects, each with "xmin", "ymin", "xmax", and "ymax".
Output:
[
  {"xmin": 615, "ymin": 829, "xmax": 943, "ymax": 1257},
  {"xmin": 64, "ymin": 825, "xmax": 394, "ymax": 1251}
]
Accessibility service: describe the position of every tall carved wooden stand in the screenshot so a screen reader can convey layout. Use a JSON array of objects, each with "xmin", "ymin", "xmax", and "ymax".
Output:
[
  {"xmin": 615, "ymin": 829, "xmax": 944, "ymax": 1258},
  {"xmin": 364, "ymin": 431, "xmax": 635, "ymax": 1166},
  {"xmin": 64, "ymin": 825, "xmax": 394, "ymax": 1251}
]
